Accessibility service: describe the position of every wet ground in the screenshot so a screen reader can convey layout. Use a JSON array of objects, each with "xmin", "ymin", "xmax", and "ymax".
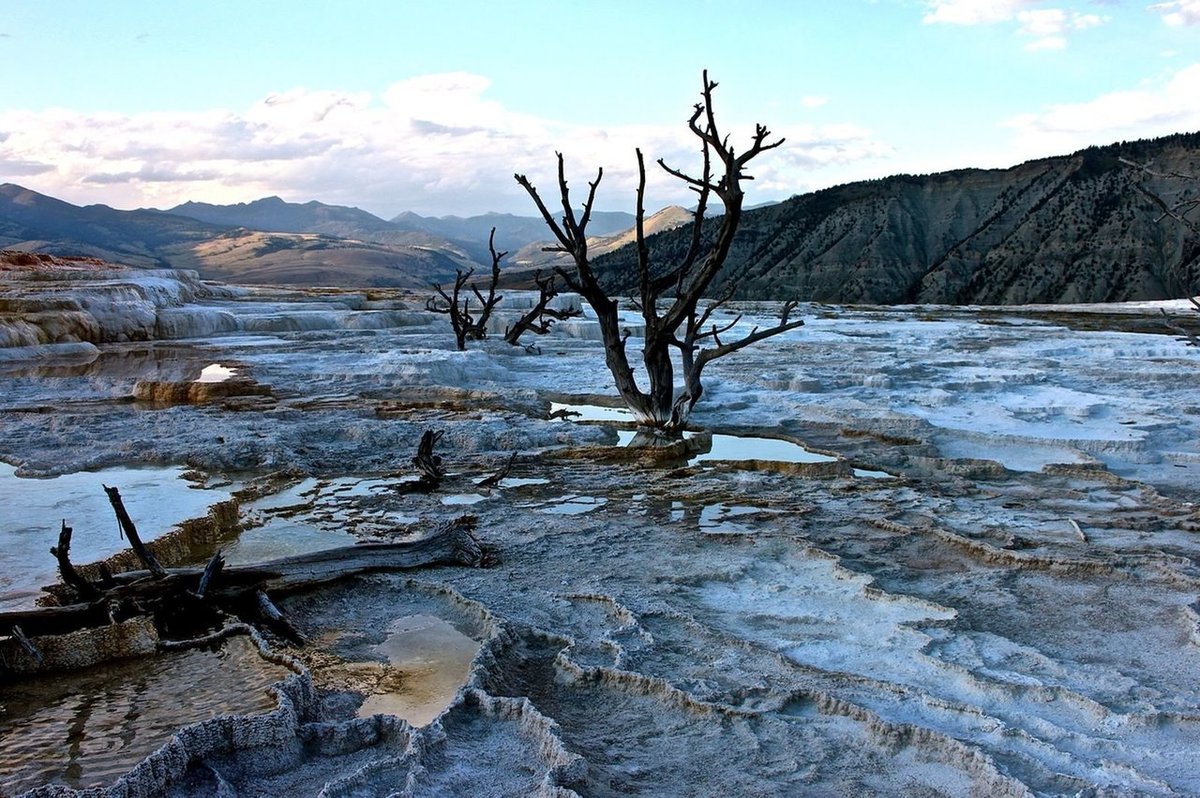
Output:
[{"xmin": 2, "ymin": 276, "xmax": 1200, "ymax": 796}]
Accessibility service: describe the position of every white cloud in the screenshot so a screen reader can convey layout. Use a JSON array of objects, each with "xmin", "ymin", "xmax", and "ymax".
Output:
[
  {"xmin": 0, "ymin": 74, "xmax": 891, "ymax": 216},
  {"xmin": 1016, "ymin": 8, "xmax": 1104, "ymax": 36},
  {"xmin": 1149, "ymin": 0, "xmax": 1200, "ymax": 25},
  {"xmin": 924, "ymin": 1, "xmax": 1108, "ymax": 48},
  {"xmin": 1001, "ymin": 62, "xmax": 1200, "ymax": 156},
  {"xmin": 922, "ymin": 0, "xmax": 1036, "ymax": 25},
  {"xmin": 802, "ymin": 95, "xmax": 829, "ymax": 109}
]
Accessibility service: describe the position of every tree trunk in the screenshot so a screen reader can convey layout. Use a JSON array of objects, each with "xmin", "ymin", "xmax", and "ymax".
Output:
[{"xmin": 514, "ymin": 72, "xmax": 788, "ymax": 439}]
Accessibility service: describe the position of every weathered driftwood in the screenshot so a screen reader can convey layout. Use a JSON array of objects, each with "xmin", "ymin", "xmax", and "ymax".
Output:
[
  {"xmin": 191, "ymin": 551, "xmax": 225, "ymax": 599},
  {"xmin": 411, "ymin": 429, "xmax": 446, "ymax": 489},
  {"xmin": 103, "ymin": 484, "xmax": 168, "ymax": 578},
  {"xmin": 255, "ymin": 589, "xmax": 306, "ymax": 645},
  {"xmin": 50, "ymin": 520, "xmax": 101, "ymax": 600},
  {"xmin": 477, "ymin": 452, "xmax": 518, "ymax": 489},
  {"xmin": 0, "ymin": 516, "xmax": 484, "ymax": 655}
]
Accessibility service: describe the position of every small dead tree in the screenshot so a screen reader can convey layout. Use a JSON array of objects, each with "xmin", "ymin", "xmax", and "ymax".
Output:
[
  {"xmin": 504, "ymin": 270, "xmax": 582, "ymax": 346},
  {"xmin": 426, "ymin": 270, "xmax": 476, "ymax": 351},
  {"xmin": 427, "ymin": 228, "xmax": 506, "ymax": 350},
  {"xmin": 472, "ymin": 228, "xmax": 506, "ymax": 333},
  {"xmin": 515, "ymin": 71, "xmax": 802, "ymax": 435}
]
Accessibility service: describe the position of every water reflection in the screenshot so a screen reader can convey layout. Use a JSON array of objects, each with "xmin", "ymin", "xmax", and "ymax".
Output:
[
  {"xmin": 0, "ymin": 635, "xmax": 289, "ymax": 793},
  {"xmin": 521, "ymin": 494, "xmax": 608, "ymax": 515},
  {"xmin": 555, "ymin": 401, "xmax": 889, "ymax": 477},
  {"xmin": 0, "ymin": 464, "xmax": 234, "ymax": 610},
  {"xmin": 194, "ymin": 363, "xmax": 238, "ymax": 383},
  {"xmin": 356, "ymin": 614, "xmax": 480, "ymax": 727},
  {"xmin": 549, "ymin": 401, "xmax": 634, "ymax": 423},
  {"xmin": 0, "ymin": 344, "xmax": 217, "ymax": 381},
  {"xmin": 694, "ymin": 433, "xmax": 838, "ymax": 465}
]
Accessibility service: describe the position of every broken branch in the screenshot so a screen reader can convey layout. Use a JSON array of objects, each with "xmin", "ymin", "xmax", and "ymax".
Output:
[
  {"xmin": 103, "ymin": 485, "xmax": 168, "ymax": 578},
  {"xmin": 50, "ymin": 520, "xmax": 101, "ymax": 600}
]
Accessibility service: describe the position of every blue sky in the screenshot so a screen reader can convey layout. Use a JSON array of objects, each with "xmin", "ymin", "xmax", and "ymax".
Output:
[{"xmin": 1, "ymin": 0, "xmax": 1197, "ymax": 217}]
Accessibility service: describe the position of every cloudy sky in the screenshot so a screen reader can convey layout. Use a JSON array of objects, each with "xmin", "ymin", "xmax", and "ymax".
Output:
[{"xmin": 1, "ymin": 0, "xmax": 1198, "ymax": 218}]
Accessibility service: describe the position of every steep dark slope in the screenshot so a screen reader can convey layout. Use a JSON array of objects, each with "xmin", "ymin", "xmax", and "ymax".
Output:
[{"xmin": 596, "ymin": 133, "xmax": 1200, "ymax": 305}]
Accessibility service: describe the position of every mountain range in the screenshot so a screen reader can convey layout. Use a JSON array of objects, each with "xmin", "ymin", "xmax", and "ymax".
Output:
[
  {"xmin": 2, "ymin": 130, "xmax": 1198, "ymax": 303},
  {"xmin": 0, "ymin": 186, "xmax": 632, "ymax": 287}
]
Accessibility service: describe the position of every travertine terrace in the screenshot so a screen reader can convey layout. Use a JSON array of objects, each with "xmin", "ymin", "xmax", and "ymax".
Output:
[{"xmin": 3, "ymin": 263, "xmax": 1200, "ymax": 796}]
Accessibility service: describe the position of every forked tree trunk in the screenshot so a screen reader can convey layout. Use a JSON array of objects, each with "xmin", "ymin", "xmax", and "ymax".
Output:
[{"xmin": 515, "ymin": 71, "xmax": 802, "ymax": 437}]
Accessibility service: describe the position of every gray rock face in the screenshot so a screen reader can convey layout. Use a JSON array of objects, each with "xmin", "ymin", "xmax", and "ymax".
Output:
[{"xmin": 600, "ymin": 133, "xmax": 1200, "ymax": 305}]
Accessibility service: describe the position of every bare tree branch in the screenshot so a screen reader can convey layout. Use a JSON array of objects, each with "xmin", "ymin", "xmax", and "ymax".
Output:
[
  {"xmin": 504, "ymin": 271, "xmax": 581, "ymax": 345},
  {"xmin": 427, "ymin": 228, "xmax": 506, "ymax": 349},
  {"xmin": 514, "ymin": 173, "xmax": 573, "ymax": 251},
  {"xmin": 513, "ymin": 71, "xmax": 792, "ymax": 434},
  {"xmin": 426, "ymin": 269, "xmax": 474, "ymax": 350}
]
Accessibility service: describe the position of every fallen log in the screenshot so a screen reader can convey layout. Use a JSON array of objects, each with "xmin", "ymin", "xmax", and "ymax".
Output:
[
  {"xmin": 97, "ymin": 515, "xmax": 482, "ymax": 595},
  {"xmin": 0, "ymin": 516, "xmax": 485, "ymax": 650},
  {"xmin": 0, "ymin": 602, "xmax": 114, "ymax": 638},
  {"xmin": 251, "ymin": 515, "xmax": 484, "ymax": 594}
]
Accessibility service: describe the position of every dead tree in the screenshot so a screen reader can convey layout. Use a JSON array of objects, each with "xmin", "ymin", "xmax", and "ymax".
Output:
[
  {"xmin": 515, "ymin": 71, "xmax": 802, "ymax": 435},
  {"xmin": 472, "ymin": 228, "xmax": 506, "ymax": 334},
  {"xmin": 426, "ymin": 228, "xmax": 506, "ymax": 350},
  {"xmin": 503, "ymin": 270, "xmax": 582, "ymax": 346},
  {"xmin": 51, "ymin": 521, "xmax": 100, "ymax": 600},
  {"xmin": 426, "ymin": 271, "xmax": 474, "ymax": 350}
]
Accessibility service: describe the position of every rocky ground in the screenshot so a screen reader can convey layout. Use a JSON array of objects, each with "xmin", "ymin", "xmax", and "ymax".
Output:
[{"xmin": 2, "ymin": 264, "xmax": 1200, "ymax": 796}]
